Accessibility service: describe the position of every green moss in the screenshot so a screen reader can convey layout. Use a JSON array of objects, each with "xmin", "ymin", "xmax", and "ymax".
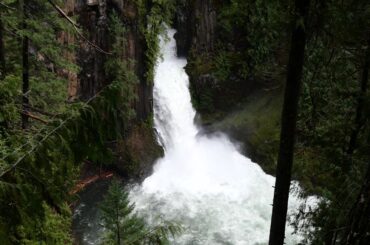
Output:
[
  {"xmin": 186, "ymin": 52, "xmax": 214, "ymax": 77},
  {"xmin": 210, "ymin": 89, "xmax": 283, "ymax": 174},
  {"xmin": 206, "ymin": 88, "xmax": 337, "ymax": 194},
  {"xmin": 189, "ymin": 83, "xmax": 216, "ymax": 114},
  {"xmin": 136, "ymin": 0, "xmax": 176, "ymax": 84}
]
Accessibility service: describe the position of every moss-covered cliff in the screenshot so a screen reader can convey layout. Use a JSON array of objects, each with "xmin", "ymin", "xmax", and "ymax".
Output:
[
  {"xmin": 60, "ymin": 0, "xmax": 170, "ymax": 180},
  {"xmin": 173, "ymin": 0, "xmax": 288, "ymax": 175},
  {"xmin": 63, "ymin": 0, "xmax": 152, "ymax": 120}
]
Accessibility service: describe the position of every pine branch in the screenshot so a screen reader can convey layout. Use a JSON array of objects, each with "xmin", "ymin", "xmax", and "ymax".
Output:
[
  {"xmin": 0, "ymin": 84, "xmax": 109, "ymax": 178},
  {"xmin": 126, "ymin": 222, "xmax": 181, "ymax": 244}
]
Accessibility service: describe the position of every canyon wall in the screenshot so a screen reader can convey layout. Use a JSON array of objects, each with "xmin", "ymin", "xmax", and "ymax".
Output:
[
  {"xmin": 62, "ymin": 0, "xmax": 161, "ymax": 179},
  {"xmin": 64, "ymin": 0, "xmax": 151, "ymax": 121},
  {"xmin": 173, "ymin": 0, "xmax": 286, "ymax": 174}
]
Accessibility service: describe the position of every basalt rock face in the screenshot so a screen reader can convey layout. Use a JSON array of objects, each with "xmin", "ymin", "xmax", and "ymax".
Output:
[
  {"xmin": 62, "ymin": 0, "xmax": 160, "ymax": 180},
  {"xmin": 173, "ymin": 0, "xmax": 285, "ymax": 175},
  {"xmin": 115, "ymin": 123, "xmax": 164, "ymax": 182},
  {"xmin": 174, "ymin": 0, "xmax": 217, "ymax": 57},
  {"xmin": 173, "ymin": 0, "xmax": 191, "ymax": 57},
  {"xmin": 174, "ymin": 0, "xmax": 265, "ymax": 117},
  {"xmin": 76, "ymin": 1, "xmax": 109, "ymax": 101},
  {"xmin": 174, "ymin": 0, "xmax": 219, "ymax": 115},
  {"xmin": 190, "ymin": 0, "xmax": 217, "ymax": 54},
  {"xmin": 64, "ymin": 0, "xmax": 151, "ymax": 122}
]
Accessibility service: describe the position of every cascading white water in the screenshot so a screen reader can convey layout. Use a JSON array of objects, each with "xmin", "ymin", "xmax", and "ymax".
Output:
[{"xmin": 129, "ymin": 29, "xmax": 303, "ymax": 244}]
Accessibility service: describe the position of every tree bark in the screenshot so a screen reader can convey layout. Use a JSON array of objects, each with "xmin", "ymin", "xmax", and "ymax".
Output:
[
  {"xmin": 342, "ymin": 36, "xmax": 370, "ymax": 245},
  {"xmin": 21, "ymin": 1, "xmax": 29, "ymax": 129},
  {"xmin": 268, "ymin": 0, "xmax": 310, "ymax": 244},
  {"xmin": 0, "ymin": 12, "xmax": 5, "ymax": 79},
  {"xmin": 343, "ymin": 166, "xmax": 370, "ymax": 244},
  {"xmin": 346, "ymin": 37, "xmax": 370, "ymax": 156},
  {"xmin": 116, "ymin": 206, "xmax": 121, "ymax": 245}
]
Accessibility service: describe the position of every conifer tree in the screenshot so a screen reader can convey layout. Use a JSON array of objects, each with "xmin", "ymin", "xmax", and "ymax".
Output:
[
  {"xmin": 100, "ymin": 179, "xmax": 181, "ymax": 245},
  {"xmin": 0, "ymin": 12, "xmax": 5, "ymax": 79}
]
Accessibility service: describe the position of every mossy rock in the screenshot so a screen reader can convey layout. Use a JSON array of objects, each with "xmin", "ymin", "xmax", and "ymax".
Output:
[
  {"xmin": 115, "ymin": 121, "xmax": 163, "ymax": 181},
  {"xmin": 203, "ymin": 88, "xmax": 283, "ymax": 175}
]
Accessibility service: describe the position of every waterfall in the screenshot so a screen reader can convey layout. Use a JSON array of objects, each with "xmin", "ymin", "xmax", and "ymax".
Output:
[{"xmin": 129, "ymin": 29, "xmax": 304, "ymax": 244}]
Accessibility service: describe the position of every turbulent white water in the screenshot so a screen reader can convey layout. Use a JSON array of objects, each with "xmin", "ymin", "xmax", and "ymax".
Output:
[{"xmin": 129, "ymin": 29, "xmax": 303, "ymax": 244}]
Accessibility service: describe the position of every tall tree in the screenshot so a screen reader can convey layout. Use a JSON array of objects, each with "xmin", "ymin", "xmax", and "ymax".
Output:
[
  {"xmin": 347, "ymin": 36, "xmax": 370, "ymax": 156},
  {"xmin": 342, "ymin": 36, "xmax": 370, "ymax": 245},
  {"xmin": 100, "ymin": 179, "xmax": 181, "ymax": 244},
  {"xmin": 0, "ymin": 12, "xmax": 5, "ymax": 79},
  {"xmin": 268, "ymin": 0, "xmax": 310, "ymax": 244},
  {"xmin": 21, "ymin": 0, "xmax": 29, "ymax": 129},
  {"xmin": 343, "ymin": 166, "xmax": 370, "ymax": 244}
]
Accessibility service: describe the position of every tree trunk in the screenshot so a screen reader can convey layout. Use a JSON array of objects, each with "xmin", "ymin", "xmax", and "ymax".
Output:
[
  {"xmin": 342, "ymin": 36, "xmax": 370, "ymax": 245},
  {"xmin": 346, "ymin": 37, "xmax": 370, "ymax": 156},
  {"xmin": 268, "ymin": 0, "xmax": 310, "ymax": 244},
  {"xmin": 115, "ymin": 203, "xmax": 121, "ymax": 245},
  {"xmin": 116, "ymin": 220, "xmax": 121, "ymax": 245},
  {"xmin": 21, "ymin": 1, "xmax": 29, "ymax": 129},
  {"xmin": 0, "ymin": 12, "xmax": 5, "ymax": 79},
  {"xmin": 343, "ymin": 166, "xmax": 370, "ymax": 244}
]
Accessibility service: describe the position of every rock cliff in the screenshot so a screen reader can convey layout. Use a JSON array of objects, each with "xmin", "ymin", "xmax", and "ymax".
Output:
[
  {"xmin": 63, "ymin": 0, "xmax": 151, "ymax": 121},
  {"xmin": 62, "ymin": 0, "xmax": 161, "ymax": 179}
]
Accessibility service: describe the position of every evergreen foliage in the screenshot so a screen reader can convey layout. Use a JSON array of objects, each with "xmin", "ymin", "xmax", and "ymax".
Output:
[
  {"xmin": 188, "ymin": 0, "xmax": 370, "ymax": 244},
  {"xmin": 0, "ymin": 1, "xmax": 81, "ymax": 242},
  {"xmin": 1, "ymin": 0, "xmax": 369, "ymax": 243},
  {"xmin": 216, "ymin": 0, "xmax": 284, "ymax": 81},
  {"xmin": 187, "ymin": 0, "xmax": 287, "ymax": 114},
  {"xmin": 0, "ymin": 78, "xmax": 136, "ymax": 243},
  {"xmin": 186, "ymin": 0, "xmax": 370, "ymax": 243},
  {"xmin": 100, "ymin": 180, "xmax": 181, "ymax": 245},
  {"xmin": 291, "ymin": 0, "xmax": 370, "ymax": 243},
  {"xmin": 105, "ymin": 10, "xmax": 138, "ymax": 127},
  {"xmin": 0, "ymin": 0, "xmax": 172, "ymax": 243}
]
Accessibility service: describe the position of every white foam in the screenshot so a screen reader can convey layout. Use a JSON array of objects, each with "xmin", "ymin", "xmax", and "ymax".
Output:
[{"xmin": 129, "ymin": 29, "xmax": 306, "ymax": 244}]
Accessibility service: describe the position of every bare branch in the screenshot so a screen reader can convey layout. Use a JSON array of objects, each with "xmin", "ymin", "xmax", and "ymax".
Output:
[
  {"xmin": 21, "ymin": 111, "xmax": 49, "ymax": 124},
  {"xmin": 0, "ymin": 2, "xmax": 16, "ymax": 10}
]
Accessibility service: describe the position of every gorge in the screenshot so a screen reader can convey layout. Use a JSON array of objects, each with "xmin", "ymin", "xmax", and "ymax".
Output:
[
  {"xmin": 73, "ymin": 29, "xmax": 309, "ymax": 245},
  {"xmin": 1, "ymin": 1, "xmax": 369, "ymax": 244},
  {"xmin": 129, "ymin": 29, "xmax": 305, "ymax": 244}
]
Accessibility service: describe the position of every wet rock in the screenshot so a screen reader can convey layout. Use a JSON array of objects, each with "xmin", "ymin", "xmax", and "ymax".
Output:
[
  {"xmin": 61, "ymin": 0, "xmax": 158, "ymax": 181},
  {"xmin": 115, "ymin": 123, "xmax": 164, "ymax": 182},
  {"xmin": 174, "ymin": 0, "xmax": 217, "ymax": 56}
]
